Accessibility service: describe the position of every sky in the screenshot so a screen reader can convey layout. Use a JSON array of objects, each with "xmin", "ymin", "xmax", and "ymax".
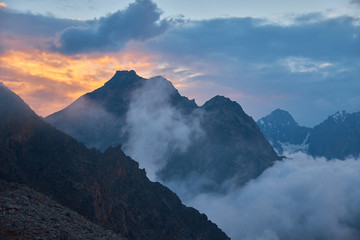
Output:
[{"xmin": 0, "ymin": 0, "xmax": 359, "ymax": 126}]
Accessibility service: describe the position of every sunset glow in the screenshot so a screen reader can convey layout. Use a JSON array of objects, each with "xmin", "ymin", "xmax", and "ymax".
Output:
[{"xmin": 0, "ymin": 48, "xmax": 158, "ymax": 116}]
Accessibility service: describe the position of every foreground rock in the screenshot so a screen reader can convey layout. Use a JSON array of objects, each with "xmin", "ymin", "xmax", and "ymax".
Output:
[{"xmin": 0, "ymin": 180, "xmax": 123, "ymax": 240}]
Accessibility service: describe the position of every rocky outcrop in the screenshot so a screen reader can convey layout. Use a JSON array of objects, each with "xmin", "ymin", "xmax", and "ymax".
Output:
[
  {"xmin": 0, "ymin": 180, "xmax": 124, "ymax": 240},
  {"xmin": 0, "ymin": 83, "xmax": 229, "ymax": 239}
]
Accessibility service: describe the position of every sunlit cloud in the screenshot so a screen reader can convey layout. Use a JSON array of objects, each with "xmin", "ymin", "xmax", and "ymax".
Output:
[
  {"xmin": 0, "ymin": 48, "xmax": 157, "ymax": 117},
  {"xmin": 0, "ymin": 2, "xmax": 7, "ymax": 8}
]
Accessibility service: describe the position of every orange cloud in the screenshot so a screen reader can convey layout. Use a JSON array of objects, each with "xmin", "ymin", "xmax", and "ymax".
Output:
[
  {"xmin": 0, "ymin": 2, "xmax": 7, "ymax": 8},
  {"xmin": 0, "ymin": 48, "xmax": 157, "ymax": 117}
]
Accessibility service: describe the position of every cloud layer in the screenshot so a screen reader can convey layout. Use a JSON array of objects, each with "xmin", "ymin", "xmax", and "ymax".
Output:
[{"xmin": 186, "ymin": 152, "xmax": 360, "ymax": 240}]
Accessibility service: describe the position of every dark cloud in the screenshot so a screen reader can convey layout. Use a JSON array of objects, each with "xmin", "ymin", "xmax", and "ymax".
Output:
[
  {"xmin": 53, "ymin": 0, "xmax": 169, "ymax": 54},
  {"xmin": 149, "ymin": 16, "xmax": 359, "ymax": 62},
  {"xmin": 0, "ymin": 8, "xmax": 81, "ymax": 37},
  {"xmin": 351, "ymin": 0, "xmax": 360, "ymax": 5}
]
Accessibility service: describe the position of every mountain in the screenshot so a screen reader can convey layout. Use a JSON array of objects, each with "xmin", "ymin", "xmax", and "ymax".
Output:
[
  {"xmin": 46, "ymin": 70, "xmax": 280, "ymax": 193},
  {"xmin": 0, "ymin": 83, "xmax": 229, "ymax": 240},
  {"xmin": 0, "ymin": 180, "xmax": 123, "ymax": 240},
  {"xmin": 257, "ymin": 109, "xmax": 360, "ymax": 160},
  {"xmin": 308, "ymin": 111, "xmax": 360, "ymax": 159},
  {"xmin": 257, "ymin": 109, "xmax": 311, "ymax": 154}
]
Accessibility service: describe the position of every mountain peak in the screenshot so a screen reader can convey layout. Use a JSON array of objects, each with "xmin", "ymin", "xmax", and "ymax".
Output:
[
  {"xmin": 271, "ymin": 108, "xmax": 293, "ymax": 118},
  {"xmin": 115, "ymin": 69, "xmax": 137, "ymax": 77},
  {"xmin": 259, "ymin": 108, "xmax": 297, "ymax": 127},
  {"xmin": 257, "ymin": 108, "xmax": 311, "ymax": 154},
  {"xmin": 103, "ymin": 70, "xmax": 143, "ymax": 90},
  {"xmin": 203, "ymin": 95, "xmax": 244, "ymax": 111}
]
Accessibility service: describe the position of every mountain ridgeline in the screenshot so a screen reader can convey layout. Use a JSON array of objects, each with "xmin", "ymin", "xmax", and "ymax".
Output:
[
  {"xmin": 46, "ymin": 70, "xmax": 280, "ymax": 193},
  {"xmin": 257, "ymin": 109, "xmax": 360, "ymax": 159},
  {"xmin": 0, "ymin": 84, "xmax": 229, "ymax": 240}
]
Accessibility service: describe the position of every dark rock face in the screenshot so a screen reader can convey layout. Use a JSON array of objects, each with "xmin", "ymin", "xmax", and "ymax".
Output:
[
  {"xmin": 257, "ymin": 109, "xmax": 311, "ymax": 154},
  {"xmin": 308, "ymin": 111, "xmax": 360, "ymax": 159},
  {"xmin": 0, "ymin": 180, "xmax": 123, "ymax": 240},
  {"xmin": 46, "ymin": 71, "xmax": 280, "ymax": 192},
  {"xmin": 0, "ymin": 85, "xmax": 229, "ymax": 240}
]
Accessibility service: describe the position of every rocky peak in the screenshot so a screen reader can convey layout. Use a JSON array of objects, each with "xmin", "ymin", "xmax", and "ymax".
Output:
[
  {"xmin": 101, "ymin": 70, "xmax": 144, "ymax": 91},
  {"xmin": 202, "ymin": 95, "xmax": 246, "ymax": 114},
  {"xmin": 260, "ymin": 109, "xmax": 298, "ymax": 127}
]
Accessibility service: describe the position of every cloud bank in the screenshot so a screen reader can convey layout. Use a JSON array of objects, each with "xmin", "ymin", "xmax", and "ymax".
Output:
[
  {"xmin": 53, "ymin": 0, "xmax": 169, "ymax": 54},
  {"xmin": 186, "ymin": 152, "xmax": 360, "ymax": 240}
]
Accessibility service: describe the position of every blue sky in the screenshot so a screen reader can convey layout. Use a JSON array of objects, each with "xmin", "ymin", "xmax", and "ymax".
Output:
[{"xmin": 1, "ymin": 0, "xmax": 359, "ymax": 126}]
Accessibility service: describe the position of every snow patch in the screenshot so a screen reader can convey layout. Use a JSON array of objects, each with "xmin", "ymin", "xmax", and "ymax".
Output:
[
  {"xmin": 331, "ymin": 111, "xmax": 347, "ymax": 123},
  {"xmin": 279, "ymin": 132, "xmax": 310, "ymax": 154}
]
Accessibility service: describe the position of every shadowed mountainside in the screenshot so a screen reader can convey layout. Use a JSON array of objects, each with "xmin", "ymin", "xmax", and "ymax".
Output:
[{"xmin": 0, "ymin": 83, "xmax": 229, "ymax": 240}]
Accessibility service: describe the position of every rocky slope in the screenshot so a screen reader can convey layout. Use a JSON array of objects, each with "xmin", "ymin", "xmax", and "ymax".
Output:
[
  {"xmin": 0, "ymin": 180, "xmax": 124, "ymax": 240},
  {"xmin": 46, "ymin": 70, "xmax": 280, "ymax": 193},
  {"xmin": 0, "ymin": 83, "xmax": 229, "ymax": 240}
]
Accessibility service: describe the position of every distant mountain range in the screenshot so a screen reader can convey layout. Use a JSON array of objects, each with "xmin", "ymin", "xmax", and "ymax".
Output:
[
  {"xmin": 257, "ymin": 109, "xmax": 360, "ymax": 159},
  {"xmin": 46, "ymin": 70, "xmax": 280, "ymax": 193},
  {"xmin": 0, "ymin": 83, "xmax": 229, "ymax": 240}
]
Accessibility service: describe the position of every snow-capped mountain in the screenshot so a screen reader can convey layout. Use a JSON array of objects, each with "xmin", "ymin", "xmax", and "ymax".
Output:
[
  {"xmin": 258, "ymin": 109, "xmax": 360, "ymax": 159},
  {"xmin": 257, "ymin": 109, "xmax": 311, "ymax": 154}
]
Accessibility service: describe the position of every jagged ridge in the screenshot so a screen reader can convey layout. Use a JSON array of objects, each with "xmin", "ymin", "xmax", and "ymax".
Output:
[{"xmin": 46, "ymin": 71, "xmax": 280, "ymax": 193}]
